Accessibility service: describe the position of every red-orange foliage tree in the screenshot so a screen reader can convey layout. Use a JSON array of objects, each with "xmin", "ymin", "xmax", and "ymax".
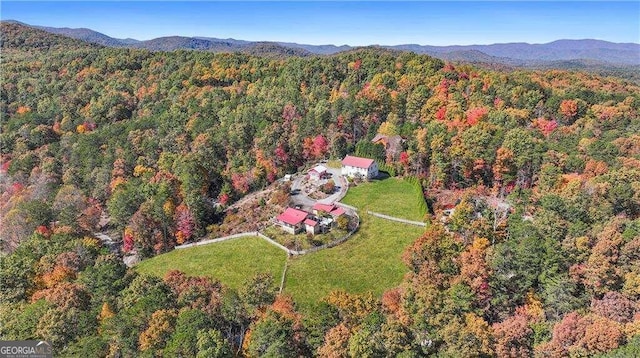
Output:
[{"xmin": 492, "ymin": 313, "xmax": 533, "ymax": 358}]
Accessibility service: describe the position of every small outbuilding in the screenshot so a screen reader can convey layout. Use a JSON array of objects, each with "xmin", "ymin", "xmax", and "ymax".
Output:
[
  {"xmin": 304, "ymin": 218, "xmax": 320, "ymax": 235},
  {"xmin": 309, "ymin": 165, "xmax": 328, "ymax": 181}
]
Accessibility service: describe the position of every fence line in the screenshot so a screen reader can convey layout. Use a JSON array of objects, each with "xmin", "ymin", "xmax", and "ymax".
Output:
[
  {"xmin": 283, "ymin": 210, "xmax": 360, "ymax": 255},
  {"xmin": 256, "ymin": 232, "xmax": 292, "ymax": 252},
  {"xmin": 366, "ymin": 211, "xmax": 426, "ymax": 227},
  {"xmin": 335, "ymin": 202, "xmax": 357, "ymax": 211},
  {"xmin": 174, "ymin": 210, "xmax": 361, "ymax": 256},
  {"xmin": 174, "ymin": 232, "xmax": 259, "ymax": 249},
  {"xmin": 279, "ymin": 258, "xmax": 289, "ymax": 293}
]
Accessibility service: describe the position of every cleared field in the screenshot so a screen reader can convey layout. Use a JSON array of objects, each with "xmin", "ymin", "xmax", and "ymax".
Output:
[
  {"xmin": 135, "ymin": 177, "xmax": 426, "ymax": 306},
  {"xmin": 284, "ymin": 214, "xmax": 424, "ymax": 307},
  {"xmin": 135, "ymin": 236, "xmax": 287, "ymax": 290},
  {"xmin": 342, "ymin": 177, "xmax": 427, "ymax": 222}
]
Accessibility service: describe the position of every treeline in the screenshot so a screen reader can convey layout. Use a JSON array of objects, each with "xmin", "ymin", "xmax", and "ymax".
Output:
[{"xmin": 1, "ymin": 21, "xmax": 640, "ymax": 356}]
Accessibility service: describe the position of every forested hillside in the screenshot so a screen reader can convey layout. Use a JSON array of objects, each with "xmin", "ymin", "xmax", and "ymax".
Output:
[{"xmin": 1, "ymin": 21, "xmax": 639, "ymax": 356}]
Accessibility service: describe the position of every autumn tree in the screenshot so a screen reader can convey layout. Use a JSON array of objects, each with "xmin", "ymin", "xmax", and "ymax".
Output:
[
  {"xmin": 402, "ymin": 224, "xmax": 460, "ymax": 282},
  {"xmin": 442, "ymin": 313, "xmax": 494, "ymax": 357},
  {"xmin": 559, "ymin": 99, "xmax": 578, "ymax": 121},
  {"xmin": 52, "ymin": 184, "xmax": 87, "ymax": 228},
  {"xmin": 582, "ymin": 219, "xmax": 625, "ymax": 295},
  {"xmin": 318, "ymin": 323, "xmax": 351, "ymax": 358},
  {"xmin": 239, "ymin": 273, "xmax": 277, "ymax": 318},
  {"xmin": 492, "ymin": 313, "xmax": 533, "ymax": 358},
  {"xmin": 138, "ymin": 309, "xmax": 177, "ymax": 352},
  {"xmin": 458, "ymin": 237, "xmax": 492, "ymax": 309}
]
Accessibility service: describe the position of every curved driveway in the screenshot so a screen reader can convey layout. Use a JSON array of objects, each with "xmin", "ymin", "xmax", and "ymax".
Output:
[{"xmin": 290, "ymin": 165, "xmax": 348, "ymax": 210}]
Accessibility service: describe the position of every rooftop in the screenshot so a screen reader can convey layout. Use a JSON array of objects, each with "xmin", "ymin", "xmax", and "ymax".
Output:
[
  {"xmin": 304, "ymin": 218, "xmax": 318, "ymax": 226},
  {"xmin": 310, "ymin": 164, "xmax": 328, "ymax": 173},
  {"xmin": 312, "ymin": 202, "xmax": 345, "ymax": 217},
  {"xmin": 330, "ymin": 207, "xmax": 345, "ymax": 217},
  {"xmin": 277, "ymin": 207, "xmax": 309, "ymax": 226},
  {"xmin": 342, "ymin": 155, "xmax": 375, "ymax": 169},
  {"xmin": 313, "ymin": 202, "xmax": 336, "ymax": 212}
]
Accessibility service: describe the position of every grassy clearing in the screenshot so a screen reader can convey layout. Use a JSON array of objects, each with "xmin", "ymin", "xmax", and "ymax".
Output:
[
  {"xmin": 135, "ymin": 177, "xmax": 426, "ymax": 307},
  {"xmin": 284, "ymin": 214, "xmax": 424, "ymax": 308},
  {"xmin": 135, "ymin": 237, "xmax": 287, "ymax": 290},
  {"xmin": 342, "ymin": 177, "xmax": 427, "ymax": 222}
]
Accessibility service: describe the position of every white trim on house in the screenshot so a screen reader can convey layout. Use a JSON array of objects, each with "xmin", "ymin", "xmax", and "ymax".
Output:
[{"xmin": 341, "ymin": 160, "xmax": 378, "ymax": 179}]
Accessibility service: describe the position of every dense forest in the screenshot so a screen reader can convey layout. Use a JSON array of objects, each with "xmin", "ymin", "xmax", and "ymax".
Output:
[{"xmin": 1, "ymin": 22, "xmax": 639, "ymax": 356}]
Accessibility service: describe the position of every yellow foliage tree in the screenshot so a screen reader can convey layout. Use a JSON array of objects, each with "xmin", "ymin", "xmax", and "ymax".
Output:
[
  {"xmin": 378, "ymin": 121, "xmax": 398, "ymax": 136},
  {"xmin": 98, "ymin": 302, "xmax": 115, "ymax": 322},
  {"xmin": 139, "ymin": 309, "xmax": 177, "ymax": 351}
]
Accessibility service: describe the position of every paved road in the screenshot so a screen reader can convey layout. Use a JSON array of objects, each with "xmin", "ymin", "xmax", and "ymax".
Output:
[{"xmin": 290, "ymin": 174, "xmax": 316, "ymax": 209}]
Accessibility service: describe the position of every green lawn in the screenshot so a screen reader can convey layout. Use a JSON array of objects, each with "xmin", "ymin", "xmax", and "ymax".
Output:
[
  {"xmin": 135, "ymin": 237, "xmax": 287, "ymax": 290},
  {"xmin": 342, "ymin": 177, "xmax": 427, "ymax": 222},
  {"xmin": 135, "ymin": 177, "xmax": 426, "ymax": 307},
  {"xmin": 284, "ymin": 214, "xmax": 424, "ymax": 308}
]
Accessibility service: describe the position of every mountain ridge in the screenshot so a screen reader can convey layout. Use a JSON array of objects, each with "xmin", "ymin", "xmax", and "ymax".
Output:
[{"xmin": 5, "ymin": 20, "xmax": 639, "ymax": 66}]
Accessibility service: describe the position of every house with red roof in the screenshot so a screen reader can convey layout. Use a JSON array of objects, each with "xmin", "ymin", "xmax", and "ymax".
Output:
[
  {"xmin": 341, "ymin": 155, "xmax": 378, "ymax": 179},
  {"xmin": 312, "ymin": 202, "xmax": 345, "ymax": 218},
  {"xmin": 276, "ymin": 207, "xmax": 309, "ymax": 234}
]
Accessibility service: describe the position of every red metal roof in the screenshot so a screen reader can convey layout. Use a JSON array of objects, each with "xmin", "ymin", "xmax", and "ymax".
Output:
[
  {"xmin": 312, "ymin": 202, "xmax": 345, "ymax": 217},
  {"xmin": 277, "ymin": 208, "xmax": 308, "ymax": 226},
  {"xmin": 313, "ymin": 203, "xmax": 336, "ymax": 212},
  {"xmin": 304, "ymin": 219, "xmax": 318, "ymax": 226},
  {"xmin": 342, "ymin": 155, "xmax": 375, "ymax": 169}
]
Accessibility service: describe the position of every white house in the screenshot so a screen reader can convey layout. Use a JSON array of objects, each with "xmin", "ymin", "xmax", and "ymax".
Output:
[
  {"xmin": 308, "ymin": 165, "xmax": 328, "ymax": 181},
  {"xmin": 341, "ymin": 155, "xmax": 378, "ymax": 179}
]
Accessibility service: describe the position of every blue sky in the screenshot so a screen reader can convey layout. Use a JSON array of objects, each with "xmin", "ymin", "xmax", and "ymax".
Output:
[{"xmin": 2, "ymin": 1, "xmax": 639, "ymax": 46}]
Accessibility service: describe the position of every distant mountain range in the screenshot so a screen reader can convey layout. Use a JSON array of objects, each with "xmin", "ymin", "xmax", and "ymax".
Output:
[{"xmin": 7, "ymin": 20, "xmax": 640, "ymax": 66}]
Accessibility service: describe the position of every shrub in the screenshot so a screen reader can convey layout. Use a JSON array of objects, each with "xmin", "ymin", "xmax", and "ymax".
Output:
[
  {"xmin": 337, "ymin": 216, "xmax": 349, "ymax": 231},
  {"xmin": 321, "ymin": 180, "xmax": 336, "ymax": 194}
]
